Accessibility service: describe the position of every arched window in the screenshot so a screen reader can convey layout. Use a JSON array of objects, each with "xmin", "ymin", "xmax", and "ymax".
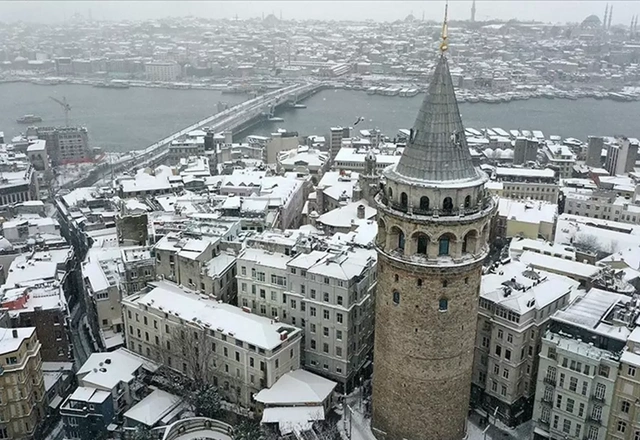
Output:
[
  {"xmin": 394, "ymin": 274, "xmax": 399, "ymax": 282},
  {"xmin": 417, "ymin": 235, "xmax": 428, "ymax": 255},
  {"xmin": 442, "ymin": 280, "xmax": 448, "ymax": 288},
  {"xmin": 439, "ymin": 236, "xmax": 450, "ymax": 256},
  {"xmin": 443, "ymin": 197, "xmax": 453, "ymax": 212},
  {"xmin": 439, "ymin": 298, "xmax": 449, "ymax": 311},
  {"xmin": 462, "ymin": 230, "xmax": 477, "ymax": 254},
  {"xmin": 400, "ymin": 192, "xmax": 408, "ymax": 209},
  {"xmin": 377, "ymin": 219, "xmax": 387, "ymax": 248},
  {"xmin": 393, "ymin": 291, "xmax": 400, "ymax": 305},
  {"xmin": 388, "ymin": 187, "xmax": 393, "ymax": 198},
  {"xmin": 464, "ymin": 195, "xmax": 471, "ymax": 208},
  {"xmin": 419, "ymin": 196, "xmax": 430, "ymax": 211},
  {"xmin": 398, "ymin": 231, "xmax": 405, "ymax": 252},
  {"xmin": 417, "ymin": 279, "xmax": 423, "ymax": 287}
]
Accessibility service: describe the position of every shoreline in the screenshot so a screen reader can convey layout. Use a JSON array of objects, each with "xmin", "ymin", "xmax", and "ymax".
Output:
[{"xmin": 2, "ymin": 77, "xmax": 640, "ymax": 104}]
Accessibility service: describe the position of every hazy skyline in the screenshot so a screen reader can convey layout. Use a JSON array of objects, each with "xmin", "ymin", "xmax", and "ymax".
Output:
[{"xmin": 1, "ymin": 1, "xmax": 640, "ymax": 25}]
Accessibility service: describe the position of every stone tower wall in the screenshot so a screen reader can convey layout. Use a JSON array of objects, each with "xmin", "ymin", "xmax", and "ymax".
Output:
[{"xmin": 372, "ymin": 205, "xmax": 495, "ymax": 440}]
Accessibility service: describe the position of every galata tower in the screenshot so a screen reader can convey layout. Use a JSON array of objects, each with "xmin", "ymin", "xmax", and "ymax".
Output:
[{"xmin": 371, "ymin": 8, "xmax": 497, "ymax": 440}]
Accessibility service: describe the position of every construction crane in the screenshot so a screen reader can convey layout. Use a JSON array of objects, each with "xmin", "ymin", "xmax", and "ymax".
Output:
[{"xmin": 49, "ymin": 96, "xmax": 71, "ymax": 126}]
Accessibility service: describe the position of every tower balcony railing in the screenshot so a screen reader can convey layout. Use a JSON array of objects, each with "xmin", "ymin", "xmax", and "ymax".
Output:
[{"xmin": 379, "ymin": 195, "xmax": 495, "ymax": 219}]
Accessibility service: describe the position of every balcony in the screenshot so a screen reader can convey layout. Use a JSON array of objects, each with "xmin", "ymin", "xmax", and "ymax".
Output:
[
  {"xmin": 543, "ymin": 377, "xmax": 556, "ymax": 386},
  {"xmin": 538, "ymin": 418, "xmax": 550, "ymax": 427},
  {"xmin": 591, "ymin": 394, "xmax": 605, "ymax": 404},
  {"xmin": 587, "ymin": 416, "xmax": 602, "ymax": 425}
]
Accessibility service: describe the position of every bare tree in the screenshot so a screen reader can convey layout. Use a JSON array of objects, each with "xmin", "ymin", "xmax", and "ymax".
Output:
[{"xmin": 573, "ymin": 234, "xmax": 601, "ymax": 253}]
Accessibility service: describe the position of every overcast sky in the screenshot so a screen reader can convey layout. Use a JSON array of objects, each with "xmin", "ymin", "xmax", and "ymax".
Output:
[{"xmin": 1, "ymin": 1, "xmax": 639, "ymax": 25}]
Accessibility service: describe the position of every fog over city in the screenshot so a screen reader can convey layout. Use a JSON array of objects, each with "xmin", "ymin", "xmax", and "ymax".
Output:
[
  {"xmin": 2, "ymin": 1, "xmax": 640, "ymax": 440},
  {"xmin": 2, "ymin": 0, "xmax": 640, "ymax": 23}
]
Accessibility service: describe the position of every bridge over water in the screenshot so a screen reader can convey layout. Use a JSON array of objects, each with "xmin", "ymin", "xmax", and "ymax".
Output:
[{"xmin": 65, "ymin": 82, "xmax": 324, "ymax": 189}]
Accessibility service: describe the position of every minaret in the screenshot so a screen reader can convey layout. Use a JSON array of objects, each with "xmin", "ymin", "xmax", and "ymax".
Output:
[
  {"xmin": 471, "ymin": 0, "xmax": 476, "ymax": 22},
  {"xmin": 608, "ymin": 4, "xmax": 613, "ymax": 29},
  {"xmin": 603, "ymin": 4, "xmax": 609, "ymax": 29},
  {"xmin": 371, "ymin": 3, "xmax": 497, "ymax": 440}
]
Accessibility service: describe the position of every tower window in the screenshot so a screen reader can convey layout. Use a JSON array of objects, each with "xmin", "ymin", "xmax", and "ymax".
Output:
[
  {"xmin": 394, "ymin": 274, "xmax": 399, "ymax": 282},
  {"xmin": 442, "ymin": 280, "xmax": 448, "ymax": 287},
  {"xmin": 417, "ymin": 279, "xmax": 423, "ymax": 287},
  {"xmin": 443, "ymin": 197, "xmax": 453, "ymax": 212},
  {"xmin": 439, "ymin": 236, "xmax": 450, "ymax": 256},
  {"xmin": 417, "ymin": 235, "xmax": 428, "ymax": 255},
  {"xmin": 393, "ymin": 291, "xmax": 400, "ymax": 305},
  {"xmin": 388, "ymin": 187, "xmax": 393, "ymax": 198},
  {"xmin": 439, "ymin": 298, "xmax": 449, "ymax": 312},
  {"xmin": 398, "ymin": 231, "xmax": 405, "ymax": 252},
  {"xmin": 419, "ymin": 196, "xmax": 430, "ymax": 211},
  {"xmin": 400, "ymin": 192, "xmax": 408, "ymax": 209},
  {"xmin": 464, "ymin": 195, "xmax": 471, "ymax": 208}
]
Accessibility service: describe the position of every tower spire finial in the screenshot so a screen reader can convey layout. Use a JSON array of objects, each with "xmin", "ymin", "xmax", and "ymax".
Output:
[{"xmin": 440, "ymin": 1, "xmax": 449, "ymax": 53}]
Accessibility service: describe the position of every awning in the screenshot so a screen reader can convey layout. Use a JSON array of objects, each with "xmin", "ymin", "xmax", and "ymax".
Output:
[
  {"xmin": 48, "ymin": 394, "xmax": 63, "ymax": 409},
  {"xmin": 262, "ymin": 406, "xmax": 325, "ymax": 435},
  {"xmin": 534, "ymin": 427, "xmax": 550, "ymax": 438}
]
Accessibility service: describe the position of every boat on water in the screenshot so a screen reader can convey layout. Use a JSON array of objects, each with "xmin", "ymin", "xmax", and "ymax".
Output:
[
  {"xmin": 286, "ymin": 102, "xmax": 306, "ymax": 109},
  {"xmin": 16, "ymin": 114, "xmax": 42, "ymax": 123},
  {"xmin": 366, "ymin": 86, "xmax": 378, "ymax": 95},
  {"xmin": 94, "ymin": 81, "xmax": 130, "ymax": 89},
  {"xmin": 268, "ymin": 117, "xmax": 285, "ymax": 122}
]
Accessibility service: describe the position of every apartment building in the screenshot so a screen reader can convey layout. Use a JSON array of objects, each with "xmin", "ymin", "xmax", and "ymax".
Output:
[
  {"xmin": 543, "ymin": 143, "xmax": 576, "ymax": 179},
  {"xmin": 472, "ymin": 260, "xmax": 579, "ymax": 426},
  {"xmin": 609, "ymin": 327, "xmax": 640, "ymax": 440},
  {"xmin": 533, "ymin": 288, "xmax": 630, "ymax": 440},
  {"xmin": 154, "ymin": 232, "xmax": 219, "ymax": 288},
  {"xmin": 122, "ymin": 281, "xmax": 302, "ymax": 408},
  {"xmin": 30, "ymin": 126, "xmax": 91, "ymax": 166},
  {"xmin": 61, "ymin": 348, "xmax": 157, "ymax": 440},
  {"xmin": 236, "ymin": 245, "xmax": 376, "ymax": 390},
  {"xmin": 564, "ymin": 189, "xmax": 640, "ymax": 225},
  {"xmin": 489, "ymin": 167, "xmax": 559, "ymax": 203},
  {"xmin": 0, "ymin": 327, "xmax": 46, "ymax": 440},
  {"xmin": 495, "ymin": 198, "xmax": 558, "ymax": 241},
  {"xmin": 144, "ymin": 61, "xmax": 181, "ymax": 81}
]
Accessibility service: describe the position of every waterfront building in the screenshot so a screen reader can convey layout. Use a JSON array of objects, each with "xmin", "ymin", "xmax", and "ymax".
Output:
[
  {"xmin": 121, "ymin": 281, "xmax": 302, "ymax": 407},
  {"xmin": 333, "ymin": 146, "xmax": 401, "ymax": 174},
  {"xmin": 0, "ymin": 327, "xmax": 46, "ymax": 440},
  {"xmin": 29, "ymin": 126, "xmax": 91, "ymax": 166},
  {"xmin": 370, "ymin": 23, "xmax": 497, "ymax": 440},
  {"xmin": 472, "ymin": 260, "xmax": 579, "ymax": 426},
  {"xmin": 144, "ymin": 61, "xmax": 181, "ymax": 81}
]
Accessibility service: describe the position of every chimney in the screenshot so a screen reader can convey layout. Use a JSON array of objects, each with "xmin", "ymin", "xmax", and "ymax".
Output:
[
  {"xmin": 12, "ymin": 329, "xmax": 18, "ymax": 338},
  {"xmin": 357, "ymin": 204, "xmax": 366, "ymax": 219}
]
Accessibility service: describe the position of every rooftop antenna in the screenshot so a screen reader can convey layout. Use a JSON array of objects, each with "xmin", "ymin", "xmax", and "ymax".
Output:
[
  {"xmin": 440, "ymin": 0, "xmax": 449, "ymax": 54},
  {"xmin": 49, "ymin": 96, "xmax": 71, "ymax": 127}
]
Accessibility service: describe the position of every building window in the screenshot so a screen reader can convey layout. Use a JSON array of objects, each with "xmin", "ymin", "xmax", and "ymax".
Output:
[
  {"xmin": 398, "ymin": 231, "xmax": 405, "ymax": 252},
  {"xmin": 622, "ymin": 401, "xmax": 631, "ymax": 414},
  {"xmin": 439, "ymin": 236, "xmax": 450, "ymax": 256},
  {"xmin": 393, "ymin": 291, "xmax": 400, "ymax": 305},
  {"xmin": 443, "ymin": 197, "xmax": 453, "ymax": 212},
  {"xmin": 629, "ymin": 366, "xmax": 637, "ymax": 377},
  {"xmin": 563, "ymin": 419, "xmax": 571, "ymax": 434},
  {"xmin": 595, "ymin": 383, "xmax": 606, "ymax": 400},
  {"xmin": 400, "ymin": 192, "xmax": 408, "ymax": 209},
  {"xmin": 618, "ymin": 421, "xmax": 627, "ymax": 434},
  {"xmin": 419, "ymin": 196, "xmax": 430, "ymax": 211},
  {"xmin": 438, "ymin": 298, "xmax": 448, "ymax": 311},
  {"xmin": 417, "ymin": 235, "xmax": 428, "ymax": 254}
]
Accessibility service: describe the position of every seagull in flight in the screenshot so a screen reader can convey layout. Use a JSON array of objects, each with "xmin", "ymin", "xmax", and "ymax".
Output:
[{"xmin": 353, "ymin": 116, "xmax": 365, "ymax": 126}]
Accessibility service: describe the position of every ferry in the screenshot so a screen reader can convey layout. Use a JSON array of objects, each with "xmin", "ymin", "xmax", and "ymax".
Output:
[
  {"xmin": 366, "ymin": 87, "xmax": 378, "ymax": 95},
  {"xmin": 267, "ymin": 117, "xmax": 285, "ymax": 122},
  {"xmin": 94, "ymin": 81, "xmax": 129, "ymax": 89},
  {"xmin": 16, "ymin": 114, "xmax": 42, "ymax": 123}
]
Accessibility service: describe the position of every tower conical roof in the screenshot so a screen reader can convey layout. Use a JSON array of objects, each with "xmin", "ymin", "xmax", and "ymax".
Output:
[{"xmin": 393, "ymin": 54, "xmax": 482, "ymax": 184}]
